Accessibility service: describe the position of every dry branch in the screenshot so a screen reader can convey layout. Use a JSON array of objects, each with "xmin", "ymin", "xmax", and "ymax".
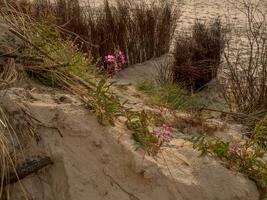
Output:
[
  {"xmin": 202, "ymin": 107, "xmax": 262, "ymax": 120},
  {"xmin": 3, "ymin": 156, "xmax": 53, "ymax": 186}
]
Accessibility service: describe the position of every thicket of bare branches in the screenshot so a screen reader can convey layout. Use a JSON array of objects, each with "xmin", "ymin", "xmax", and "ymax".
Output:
[
  {"xmin": 25, "ymin": 0, "xmax": 178, "ymax": 66},
  {"xmin": 172, "ymin": 19, "xmax": 224, "ymax": 90},
  {"xmin": 221, "ymin": 0, "xmax": 267, "ymax": 114}
]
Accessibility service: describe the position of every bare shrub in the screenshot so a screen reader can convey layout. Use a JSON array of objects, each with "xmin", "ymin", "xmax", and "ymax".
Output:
[
  {"xmin": 221, "ymin": 1, "xmax": 267, "ymax": 114},
  {"xmin": 173, "ymin": 19, "xmax": 224, "ymax": 90},
  {"xmin": 26, "ymin": 0, "xmax": 178, "ymax": 65}
]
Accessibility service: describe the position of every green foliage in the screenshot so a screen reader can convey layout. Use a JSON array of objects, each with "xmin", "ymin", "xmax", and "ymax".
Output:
[
  {"xmin": 137, "ymin": 80, "xmax": 194, "ymax": 110},
  {"xmin": 137, "ymin": 80, "xmax": 155, "ymax": 94},
  {"xmin": 252, "ymin": 115, "xmax": 267, "ymax": 149},
  {"xmin": 86, "ymin": 78, "xmax": 122, "ymax": 126},
  {"xmin": 25, "ymin": 20, "xmax": 166, "ymax": 154},
  {"xmin": 27, "ymin": 21, "xmax": 96, "ymax": 86},
  {"xmin": 158, "ymin": 83, "xmax": 193, "ymax": 110},
  {"xmin": 126, "ymin": 110, "xmax": 160, "ymax": 155},
  {"xmin": 193, "ymin": 136, "xmax": 229, "ymax": 158},
  {"xmin": 193, "ymin": 135, "xmax": 267, "ymax": 194}
]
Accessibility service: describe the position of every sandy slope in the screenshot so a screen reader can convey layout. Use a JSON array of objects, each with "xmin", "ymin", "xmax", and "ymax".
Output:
[
  {"xmin": 1, "ymin": 82, "xmax": 258, "ymax": 200},
  {"xmin": 0, "ymin": 3, "xmax": 262, "ymax": 199}
]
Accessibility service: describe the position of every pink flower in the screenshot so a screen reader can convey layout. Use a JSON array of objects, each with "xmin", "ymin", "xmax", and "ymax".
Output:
[
  {"xmin": 105, "ymin": 55, "xmax": 116, "ymax": 63},
  {"xmin": 152, "ymin": 124, "xmax": 171, "ymax": 142},
  {"xmin": 228, "ymin": 143, "xmax": 240, "ymax": 156},
  {"xmin": 114, "ymin": 49, "xmax": 126, "ymax": 65},
  {"xmin": 103, "ymin": 48, "xmax": 126, "ymax": 76}
]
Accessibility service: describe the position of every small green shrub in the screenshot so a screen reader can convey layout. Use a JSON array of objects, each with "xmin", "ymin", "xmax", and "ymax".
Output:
[
  {"xmin": 25, "ymin": 21, "xmax": 97, "ymax": 88},
  {"xmin": 125, "ymin": 110, "xmax": 171, "ymax": 155},
  {"xmin": 251, "ymin": 115, "xmax": 267, "ymax": 150},
  {"xmin": 86, "ymin": 78, "xmax": 122, "ymax": 126},
  {"xmin": 126, "ymin": 110, "xmax": 160, "ymax": 155},
  {"xmin": 193, "ymin": 135, "xmax": 267, "ymax": 194}
]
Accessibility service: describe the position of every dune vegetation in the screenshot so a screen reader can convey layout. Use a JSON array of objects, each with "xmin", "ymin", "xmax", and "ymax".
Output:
[{"xmin": 0, "ymin": 0, "xmax": 266, "ymax": 199}]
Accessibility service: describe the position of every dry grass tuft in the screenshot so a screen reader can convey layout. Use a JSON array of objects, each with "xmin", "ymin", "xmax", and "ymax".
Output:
[
  {"xmin": 0, "ymin": 106, "xmax": 27, "ymax": 199},
  {"xmin": 24, "ymin": 0, "xmax": 178, "ymax": 65}
]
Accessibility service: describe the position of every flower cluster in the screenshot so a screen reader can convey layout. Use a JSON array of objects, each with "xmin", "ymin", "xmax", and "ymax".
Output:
[
  {"xmin": 115, "ymin": 49, "xmax": 126, "ymax": 65},
  {"xmin": 104, "ymin": 48, "xmax": 126, "ymax": 76},
  {"xmin": 152, "ymin": 124, "xmax": 171, "ymax": 143},
  {"xmin": 227, "ymin": 143, "xmax": 240, "ymax": 156}
]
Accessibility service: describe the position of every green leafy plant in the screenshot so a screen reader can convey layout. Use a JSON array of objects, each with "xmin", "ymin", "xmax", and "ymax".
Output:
[
  {"xmin": 252, "ymin": 115, "xmax": 267, "ymax": 149},
  {"xmin": 193, "ymin": 136, "xmax": 229, "ymax": 158},
  {"xmin": 86, "ymin": 78, "xmax": 122, "ymax": 126},
  {"xmin": 193, "ymin": 135, "xmax": 267, "ymax": 194},
  {"xmin": 24, "ymin": 21, "xmax": 97, "ymax": 89},
  {"xmin": 125, "ymin": 110, "xmax": 160, "ymax": 155},
  {"xmin": 7, "ymin": 14, "xmax": 169, "ymax": 155}
]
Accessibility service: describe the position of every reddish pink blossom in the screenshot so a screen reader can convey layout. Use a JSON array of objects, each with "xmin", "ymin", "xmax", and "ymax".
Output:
[
  {"xmin": 105, "ymin": 55, "xmax": 116, "ymax": 63},
  {"xmin": 228, "ymin": 143, "xmax": 240, "ymax": 156},
  {"xmin": 152, "ymin": 124, "xmax": 171, "ymax": 142},
  {"xmin": 104, "ymin": 48, "xmax": 126, "ymax": 76}
]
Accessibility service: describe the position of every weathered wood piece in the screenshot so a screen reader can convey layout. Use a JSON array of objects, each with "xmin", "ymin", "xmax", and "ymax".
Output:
[{"xmin": 4, "ymin": 156, "xmax": 53, "ymax": 186}]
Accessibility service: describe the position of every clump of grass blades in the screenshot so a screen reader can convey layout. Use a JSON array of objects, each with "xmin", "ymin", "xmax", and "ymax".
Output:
[
  {"xmin": 0, "ymin": 107, "xmax": 25, "ymax": 199},
  {"xmin": 27, "ymin": 0, "xmax": 178, "ymax": 65},
  {"xmin": 23, "ymin": 21, "xmax": 126, "ymax": 126},
  {"xmin": 173, "ymin": 19, "xmax": 224, "ymax": 90},
  {"xmin": 137, "ymin": 80, "xmax": 194, "ymax": 111},
  {"xmin": 3, "ymin": 6, "xmax": 130, "ymax": 128},
  {"xmin": 19, "ymin": 20, "xmax": 97, "ymax": 92}
]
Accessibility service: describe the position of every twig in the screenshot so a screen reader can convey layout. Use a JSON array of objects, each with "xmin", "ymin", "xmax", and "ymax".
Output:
[
  {"xmin": 201, "ymin": 107, "xmax": 261, "ymax": 120},
  {"xmin": 55, "ymin": 25, "xmax": 99, "ymax": 48},
  {"xmin": 25, "ymin": 63, "xmax": 68, "ymax": 71},
  {"xmin": 19, "ymin": 106, "xmax": 63, "ymax": 137},
  {"xmin": 70, "ymin": 73, "xmax": 95, "ymax": 91}
]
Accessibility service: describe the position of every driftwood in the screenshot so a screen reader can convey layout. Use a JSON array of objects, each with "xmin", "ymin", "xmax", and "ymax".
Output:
[{"xmin": 4, "ymin": 156, "xmax": 53, "ymax": 186}]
